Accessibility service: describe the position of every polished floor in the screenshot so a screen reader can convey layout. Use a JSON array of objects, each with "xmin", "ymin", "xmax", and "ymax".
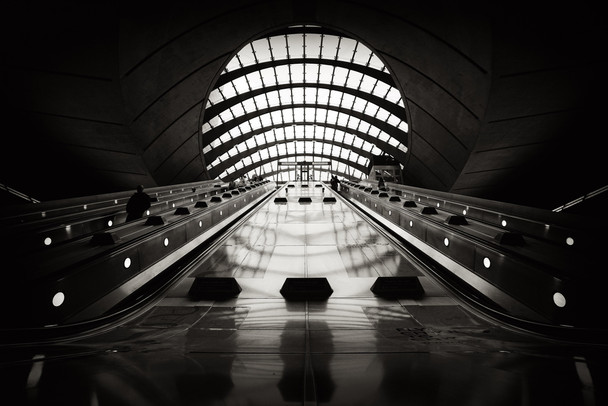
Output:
[{"xmin": 2, "ymin": 185, "xmax": 606, "ymax": 405}]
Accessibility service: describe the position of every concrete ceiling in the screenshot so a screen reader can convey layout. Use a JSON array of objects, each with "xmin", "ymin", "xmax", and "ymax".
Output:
[{"xmin": 1, "ymin": 0, "xmax": 606, "ymax": 210}]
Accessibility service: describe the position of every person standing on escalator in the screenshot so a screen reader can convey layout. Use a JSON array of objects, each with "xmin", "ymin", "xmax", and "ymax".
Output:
[{"xmin": 125, "ymin": 185, "xmax": 152, "ymax": 222}]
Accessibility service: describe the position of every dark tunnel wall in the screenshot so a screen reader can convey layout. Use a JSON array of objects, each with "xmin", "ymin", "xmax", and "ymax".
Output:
[{"xmin": 1, "ymin": 0, "xmax": 606, "ymax": 210}]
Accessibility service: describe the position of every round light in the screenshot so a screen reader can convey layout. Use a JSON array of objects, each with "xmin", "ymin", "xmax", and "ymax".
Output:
[
  {"xmin": 501, "ymin": 220, "xmax": 507, "ymax": 227},
  {"xmin": 483, "ymin": 257, "xmax": 491, "ymax": 268},
  {"xmin": 199, "ymin": 220, "xmax": 203, "ymax": 227},
  {"xmin": 462, "ymin": 209, "xmax": 467, "ymax": 215},
  {"xmin": 234, "ymin": 204, "xmax": 237, "ymax": 208},
  {"xmin": 443, "ymin": 238, "xmax": 449, "ymax": 247},
  {"xmin": 172, "ymin": 203, "xmax": 175, "ymax": 208},
  {"xmin": 83, "ymin": 205, "xmax": 87, "ymax": 210},
  {"xmin": 163, "ymin": 238, "xmax": 169, "ymax": 247},
  {"xmin": 114, "ymin": 199, "xmax": 118, "ymax": 204},
  {"xmin": 44, "ymin": 237, "xmax": 52, "ymax": 246},
  {"xmin": 52, "ymin": 292, "xmax": 65, "ymax": 307},
  {"xmin": 388, "ymin": 210, "xmax": 392, "ymax": 215},
  {"xmin": 409, "ymin": 221, "xmax": 413, "ymax": 227},
  {"xmin": 220, "ymin": 210, "xmax": 223, "ymax": 216},
  {"xmin": 566, "ymin": 237, "xmax": 574, "ymax": 246},
  {"xmin": 146, "ymin": 210, "xmax": 150, "ymax": 215},
  {"xmin": 123, "ymin": 257, "xmax": 131, "ymax": 268},
  {"xmin": 107, "ymin": 220, "xmax": 113, "ymax": 227},
  {"xmin": 436, "ymin": 203, "xmax": 440, "ymax": 207},
  {"xmin": 553, "ymin": 292, "xmax": 566, "ymax": 308}
]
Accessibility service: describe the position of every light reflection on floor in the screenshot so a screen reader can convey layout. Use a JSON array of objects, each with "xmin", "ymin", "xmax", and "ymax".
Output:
[{"xmin": 1, "ymin": 184, "xmax": 605, "ymax": 405}]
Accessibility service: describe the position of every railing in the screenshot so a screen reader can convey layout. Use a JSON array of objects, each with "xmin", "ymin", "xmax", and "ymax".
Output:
[
  {"xmin": 5, "ymin": 180, "xmax": 276, "ymax": 328},
  {"xmin": 339, "ymin": 180, "xmax": 603, "ymax": 329}
]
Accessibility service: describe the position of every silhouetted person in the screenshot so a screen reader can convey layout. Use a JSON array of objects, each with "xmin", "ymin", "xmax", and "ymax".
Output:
[
  {"xmin": 228, "ymin": 179, "xmax": 236, "ymax": 189},
  {"xmin": 330, "ymin": 175, "xmax": 339, "ymax": 192},
  {"xmin": 126, "ymin": 185, "xmax": 151, "ymax": 222},
  {"xmin": 378, "ymin": 177, "xmax": 385, "ymax": 190}
]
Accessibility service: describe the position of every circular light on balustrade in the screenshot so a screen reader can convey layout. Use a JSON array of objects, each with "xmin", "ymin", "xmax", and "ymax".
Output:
[
  {"xmin": 163, "ymin": 238, "xmax": 169, "ymax": 247},
  {"xmin": 198, "ymin": 220, "xmax": 203, "ymax": 227},
  {"xmin": 124, "ymin": 257, "xmax": 131, "ymax": 269},
  {"xmin": 52, "ymin": 292, "xmax": 65, "ymax": 307},
  {"xmin": 44, "ymin": 237, "xmax": 52, "ymax": 246},
  {"xmin": 443, "ymin": 238, "xmax": 450, "ymax": 247},
  {"xmin": 114, "ymin": 199, "xmax": 118, "ymax": 204},
  {"xmin": 462, "ymin": 209, "xmax": 467, "ymax": 215},
  {"xmin": 234, "ymin": 204, "xmax": 237, "ymax": 208},
  {"xmin": 191, "ymin": 198, "xmax": 194, "ymax": 202},
  {"xmin": 436, "ymin": 203, "xmax": 440, "ymax": 207},
  {"xmin": 107, "ymin": 220, "xmax": 113, "ymax": 227},
  {"xmin": 388, "ymin": 210, "xmax": 392, "ymax": 215},
  {"xmin": 220, "ymin": 210, "xmax": 223, "ymax": 216},
  {"xmin": 553, "ymin": 292, "xmax": 566, "ymax": 308},
  {"xmin": 566, "ymin": 237, "xmax": 574, "ymax": 246},
  {"xmin": 146, "ymin": 210, "xmax": 150, "ymax": 215},
  {"xmin": 83, "ymin": 205, "xmax": 87, "ymax": 210},
  {"xmin": 501, "ymin": 220, "xmax": 507, "ymax": 227},
  {"xmin": 483, "ymin": 257, "xmax": 491, "ymax": 269},
  {"xmin": 172, "ymin": 203, "xmax": 175, "ymax": 208},
  {"xmin": 409, "ymin": 221, "xmax": 413, "ymax": 227}
]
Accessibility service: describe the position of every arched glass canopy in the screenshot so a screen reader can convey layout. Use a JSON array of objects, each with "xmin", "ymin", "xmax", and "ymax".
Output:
[{"xmin": 201, "ymin": 25, "xmax": 408, "ymax": 182}]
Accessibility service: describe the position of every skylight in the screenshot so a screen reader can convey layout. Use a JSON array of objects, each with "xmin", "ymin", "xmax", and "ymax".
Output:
[{"xmin": 201, "ymin": 26, "xmax": 408, "ymax": 182}]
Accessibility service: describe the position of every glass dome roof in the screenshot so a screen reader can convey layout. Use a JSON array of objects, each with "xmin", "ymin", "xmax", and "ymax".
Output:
[{"xmin": 201, "ymin": 25, "xmax": 408, "ymax": 182}]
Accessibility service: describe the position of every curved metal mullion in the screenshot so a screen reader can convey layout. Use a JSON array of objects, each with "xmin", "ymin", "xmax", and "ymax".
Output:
[
  {"xmin": 204, "ymin": 122, "xmax": 400, "ymax": 164},
  {"xmin": 209, "ymin": 137, "xmax": 371, "ymax": 175},
  {"xmin": 238, "ymin": 166, "xmax": 357, "ymax": 183},
  {"xmin": 209, "ymin": 151, "xmax": 365, "ymax": 181},
  {"xmin": 204, "ymin": 82, "xmax": 406, "ymax": 121},
  {"xmin": 213, "ymin": 58, "xmax": 394, "ymax": 89},
  {"xmin": 203, "ymin": 103, "xmax": 407, "ymax": 147}
]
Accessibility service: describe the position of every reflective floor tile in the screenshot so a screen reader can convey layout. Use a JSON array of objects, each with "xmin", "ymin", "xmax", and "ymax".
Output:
[{"xmin": 306, "ymin": 245, "xmax": 348, "ymax": 277}]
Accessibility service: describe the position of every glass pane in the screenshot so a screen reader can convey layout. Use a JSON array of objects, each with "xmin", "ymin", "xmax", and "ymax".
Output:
[
  {"xmin": 266, "ymin": 90, "xmax": 280, "ymax": 106},
  {"xmin": 305, "ymin": 64, "xmax": 318, "ymax": 83},
  {"xmin": 317, "ymin": 88, "xmax": 330, "ymax": 105},
  {"xmin": 292, "ymin": 88, "xmax": 304, "ymax": 104},
  {"xmin": 353, "ymin": 42, "xmax": 372, "ymax": 66},
  {"xmin": 337, "ymin": 37, "xmax": 357, "ymax": 63},
  {"xmin": 259, "ymin": 67, "xmax": 277, "ymax": 87},
  {"xmin": 287, "ymin": 33, "xmax": 304, "ymax": 59},
  {"xmin": 320, "ymin": 35, "xmax": 339, "ymax": 60},
  {"xmin": 332, "ymin": 67, "xmax": 349, "ymax": 87},
  {"xmin": 290, "ymin": 64, "xmax": 304, "ymax": 83},
  {"xmin": 346, "ymin": 70, "xmax": 364, "ymax": 89},
  {"xmin": 275, "ymin": 65, "xmax": 291, "ymax": 85},
  {"xmin": 318, "ymin": 65, "xmax": 334, "ymax": 84},
  {"xmin": 306, "ymin": 33, "xmax": 322, "ymax": 58},
  {"xmin": 368, "ymin": 53, "xmax": 385, "ymax": 71},
  {"xmin": 358, "ymin": 76, "xmax": 377, "ymax": 94},
  {"xmin": 385, "ymin": 87, "xmax": 402, "ymax": 104},
  {"xmin": 250, "ymin": 94, "xmax": 267, "ymax": 110},
  {"xmin": 224, "ymin": 56, "xmax": 241, "ymax": 73},
  {"xmin": 231, "ymin": 76, "xmax": 249, "ymax": 93},
  {"xmin": 304, "ymin": 87, "xmax": 317, "ymax": 103},
  {"xmin": 252, "ymin": 38, "xmax": 272, "ymax": 64},
  {"xmin": 269, "ymin": 35, "xmax": 287, "ymax": 60}
]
